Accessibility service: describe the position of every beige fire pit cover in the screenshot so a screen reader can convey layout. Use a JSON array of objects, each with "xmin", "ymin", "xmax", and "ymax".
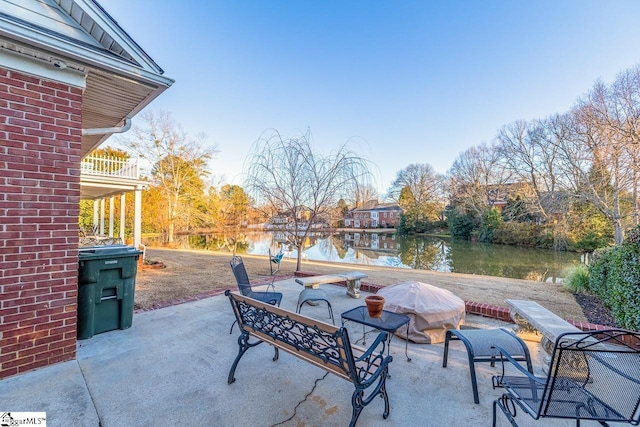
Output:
[{"xmin": 376, "ymin": 281, "xmax": 465, "ymax": 344}]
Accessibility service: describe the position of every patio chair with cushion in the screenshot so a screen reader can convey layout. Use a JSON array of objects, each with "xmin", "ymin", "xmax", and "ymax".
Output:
[
  {"xmin": 229, "ymin": 256, "xmax": 283, "ymax": 333},
  {"xmin": 492, "ymin": 329, "xmax": 640, "ymax": 427},
  {"xmin": 443, "ymin": 327, "xmax": 533, "ymax": 404}
]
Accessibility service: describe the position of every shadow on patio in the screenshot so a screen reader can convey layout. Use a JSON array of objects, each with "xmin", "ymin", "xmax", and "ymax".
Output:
[{"xmin": 1, "ymin": 279, "xmax": 581, "ymax": 426}]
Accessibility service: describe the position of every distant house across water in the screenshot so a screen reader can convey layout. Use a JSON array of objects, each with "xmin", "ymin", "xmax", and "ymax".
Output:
[{"xmin": 344, "ymin": 204, "xmax": 402, "ymax": 228}]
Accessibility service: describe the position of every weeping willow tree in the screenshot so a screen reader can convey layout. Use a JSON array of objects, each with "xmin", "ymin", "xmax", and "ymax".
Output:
[{"xmin": 244, "ymin": 129, "xmax": 373, "ymax": 271}]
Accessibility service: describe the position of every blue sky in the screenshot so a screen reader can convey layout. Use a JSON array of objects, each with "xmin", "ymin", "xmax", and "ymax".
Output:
[{"xmin": 102, "ymin": 0, "xmax": 640, "ymax": 194}]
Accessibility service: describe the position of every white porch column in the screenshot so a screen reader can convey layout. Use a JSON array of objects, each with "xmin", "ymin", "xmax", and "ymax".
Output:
[
  {"xmin": 109, "ymin": 196, "xmax": 115, "ymax": 237},
  {"xmin": 93, "ymin": 200, "xmax": 99, "ymax": 234},
  {"xmin": 134, "ymin": 185, "xmax": 143, "ymax": 248},
  {"xmin": 120, "ymin": 193, "xmax": 126, "ymax": 243},
  {"xmin": 100, "ymin": 198, "xmax": 105, "ymax": 235}
]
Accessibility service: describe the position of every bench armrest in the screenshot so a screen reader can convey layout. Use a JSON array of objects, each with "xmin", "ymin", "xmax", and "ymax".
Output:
[
  {"xmin": 355, "ymin": 331, "xmax": 388, "ymax": 363},
  {"xmin": 353, "ymin": 331, "xmax": 393, "ymax": 387}
]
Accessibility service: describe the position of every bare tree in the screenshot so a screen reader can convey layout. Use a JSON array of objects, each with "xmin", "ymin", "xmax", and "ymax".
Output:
[
  {"xmin": 345, "ymin": 182, "xmax": 379, "ymax": 209},
  {"xmin": 448, "ymin": 143, "xmax": 512, "ymax": 216},
  {"xmin": 244, "ymin": 130, "xmax": 372, "ymax": 270},
  {"xmin": 121, "ymin": 110, "xmax": 218, "ymax": 243},
  {"xmin": 610, "ymin": 65, "xmax": 640, "ymax": 225},
  {"xmin": 498, "ymin": 120, "xmax": 552, "ymax": 221},
  {"xmin": 496, "ymin": 116, "xmax": 578, "ymax": 248},
  {"xmin": 558, "ymin": 80, "xmax": 637, "ymax": 244},
  {"xmin": 387, "ymin": 163, "xmax": 445, "ymax": 227},
  {"xmin": 452, "ymin": 64, "xmax": 640, "ymax": 247}
]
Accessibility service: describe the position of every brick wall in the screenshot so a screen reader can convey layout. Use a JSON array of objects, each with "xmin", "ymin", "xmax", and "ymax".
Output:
[{"xmin": 0, "ymin": 67, "xmax": 82, "ymax": 378}]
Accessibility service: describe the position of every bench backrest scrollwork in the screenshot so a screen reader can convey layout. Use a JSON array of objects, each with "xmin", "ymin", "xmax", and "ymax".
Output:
[{"xmin": 227, "ymin": 291, "xmax": 384, "ymax": 385}]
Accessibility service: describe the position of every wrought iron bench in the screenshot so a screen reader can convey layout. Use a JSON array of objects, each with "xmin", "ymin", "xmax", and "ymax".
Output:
[
  {"xmin": 226, "ymin": 290, "xmax": 393, "ymax": 427},
  {"xmin": 492, "ymin": 329, "xmax": 640, "ymax": 427}
]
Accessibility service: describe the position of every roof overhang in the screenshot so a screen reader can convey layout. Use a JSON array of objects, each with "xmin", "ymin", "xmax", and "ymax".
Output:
[{"xmin": 0, "ymin": 0, "xmax": 174, "ymax": 157}]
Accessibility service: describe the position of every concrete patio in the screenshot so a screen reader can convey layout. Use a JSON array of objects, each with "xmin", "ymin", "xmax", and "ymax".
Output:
[{"xmin": 1, "ymin": 278, "xmax": 587, "ymax": 426}]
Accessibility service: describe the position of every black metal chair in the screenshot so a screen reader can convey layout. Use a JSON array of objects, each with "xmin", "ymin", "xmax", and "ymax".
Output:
[
  {"xmin": 229, "ymin": 256, "xmax": 283, "ymax": 333},
  {"xmin": 492, "ymin": 329, "xmax": 640, "ymax": 427}
]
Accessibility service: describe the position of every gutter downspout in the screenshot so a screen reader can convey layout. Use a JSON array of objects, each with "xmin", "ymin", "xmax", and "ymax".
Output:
[{"xmin": 82, "ymin": 117, "xmax": 132, "ymax": 136}]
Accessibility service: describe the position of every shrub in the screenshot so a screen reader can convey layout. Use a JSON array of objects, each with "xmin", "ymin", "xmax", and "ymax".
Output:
[
  {"xmin": 492, "ymin": 222, "xmax": 553, "ymax": 248},
  {"xmin": 587, "ymin": 247, "xmax": 612, "ymax": 297},
  {"xmin": 446, "ymin": 206, "xmax": 477, "ymax": 239},
  {"xmin": 566, "ymin": 199, "xmax": 614, "ymax": 251},
  {"xmin": 562, "ymin": 264, "xmax": 590, "ymax": 293},
  {"xmin": 569, "ymin": 230, "xmax": 610, "ymax": 252},
  {"xmin": 587, "ymin": 226, "xmax": 640, "ymax": 330},
  {"xmin": 479, "ymin": 207, "xmax": 502, "ymax": 243}
]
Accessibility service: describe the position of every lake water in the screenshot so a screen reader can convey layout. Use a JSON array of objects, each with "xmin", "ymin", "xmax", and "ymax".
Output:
[{"xmin": 145, "ymin": 231, "xmax": 583, "ymax": 282}]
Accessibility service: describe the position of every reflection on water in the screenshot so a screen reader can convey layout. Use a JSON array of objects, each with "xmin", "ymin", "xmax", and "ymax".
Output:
[{"xmin": 144, "ymin": 231, "xmax": 582, "ymax": 282}]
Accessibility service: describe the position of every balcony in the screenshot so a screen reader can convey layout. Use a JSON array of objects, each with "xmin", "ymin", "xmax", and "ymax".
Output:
[
  {"xmin": 80, "ymin": 154, "xmax": 144, "ymax": 200},
  {"xmin": 81, "ymin": 154, "xmax": 140, "ymax": 179},
  {"xmin": 80, "ymin": 153, "xmax": 146, "ymax": 247}
]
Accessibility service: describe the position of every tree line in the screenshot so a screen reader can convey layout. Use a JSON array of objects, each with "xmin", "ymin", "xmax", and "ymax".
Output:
[
  {"xmin": 82, "ymin": 63, "xmax": 640, "ymax": 258},
  {"xmin": 80, "ymin": 119, "xmax": 376, "ymax": 270},
  {"xmin": 393, "ymin": 64, "xmax": 640, "ymax": 252},
  {"xmin": 80, "ymin": 111, "xmax": 252, "ymax": 252}
]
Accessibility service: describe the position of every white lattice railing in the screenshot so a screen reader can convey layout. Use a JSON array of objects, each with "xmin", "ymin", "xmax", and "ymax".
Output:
[{"xmin": 81, "ymin": 154, "xmax": 139, "ymax": 179}]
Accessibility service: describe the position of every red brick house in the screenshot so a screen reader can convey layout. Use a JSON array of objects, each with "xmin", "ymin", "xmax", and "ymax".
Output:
[
  {"xmin": 344, "ymin": 204, "xmax": 402, "ymax": 228},
  {"xmin": 0, "ymin": 0, "xmax": 172, "ymax": 379}
]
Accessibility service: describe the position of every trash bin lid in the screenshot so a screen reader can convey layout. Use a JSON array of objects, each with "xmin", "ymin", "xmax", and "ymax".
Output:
[{"xmin": 79, "ymin": 245, "xmax": 142, "ymax": 260}]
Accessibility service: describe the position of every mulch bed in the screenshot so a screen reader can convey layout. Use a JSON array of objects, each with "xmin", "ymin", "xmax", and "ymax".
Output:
[{"xmin": 574, "ymin": 293, "xmax": 619, "ymax": 328}]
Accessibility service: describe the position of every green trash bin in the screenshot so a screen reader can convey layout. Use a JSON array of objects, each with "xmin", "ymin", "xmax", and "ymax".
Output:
[{"xmin": 77, "ymin": 245, "xmax": 143, "ymax": 340}]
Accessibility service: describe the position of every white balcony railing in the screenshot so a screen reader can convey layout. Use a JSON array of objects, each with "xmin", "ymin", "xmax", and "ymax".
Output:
[{"xmin": 81, "ymin": 154, "xmax": 140, "ymax": 179}]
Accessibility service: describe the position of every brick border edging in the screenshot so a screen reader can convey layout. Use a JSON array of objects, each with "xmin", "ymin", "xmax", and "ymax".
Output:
[
  {"xmin": 133, "ymin": 275, "xmax": 294, "ymax": 313},
  {"xmin": 136, "ymin": 272, "xmax": 627, "ymax": 343},
  {"xmin": 464, "ymin": 306, "xmax": 639, "ymax": 347},
  {"xmin": 293, "ymin": 271, "xmax": 613, "ymax": 335},
  {"xmin": 134, "ymin": 289, "xmax": 228, "ymax": 313}
]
